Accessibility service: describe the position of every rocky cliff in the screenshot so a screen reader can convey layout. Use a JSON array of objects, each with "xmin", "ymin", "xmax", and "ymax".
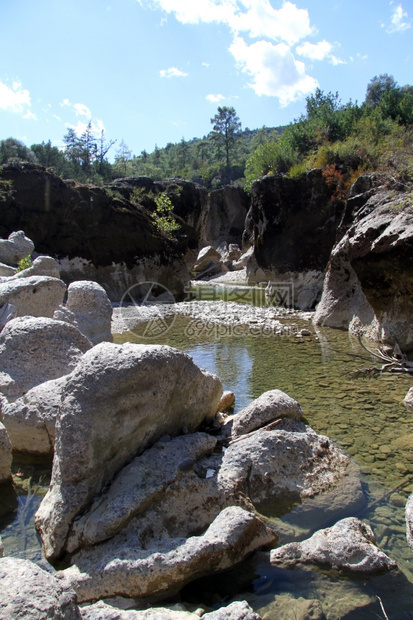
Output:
[
  {"xmin": 244, "ymin": 170, "xmax": 344, "ymax": 308},
  {"xmin": 314, "ymin": 172, "xmax": 413, "ymax": 352},
  {"xmin": 0, "ymin": 164, "xmax": 249, "ymax": 299}
]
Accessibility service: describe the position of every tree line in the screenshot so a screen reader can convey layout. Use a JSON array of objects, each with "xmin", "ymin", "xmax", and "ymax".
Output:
[{"xmin": 1, "ymin": 74, "xmax": 412, "ymax": 192}]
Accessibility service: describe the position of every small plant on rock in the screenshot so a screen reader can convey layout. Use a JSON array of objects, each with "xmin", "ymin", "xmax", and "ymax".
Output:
[
  {"xmin": 151, "ymin": 192, "xmax": 180, "ymax": 238},
  {"xmin": 16, "ymin": 256, "xmax": 32, "ymax": 272}
]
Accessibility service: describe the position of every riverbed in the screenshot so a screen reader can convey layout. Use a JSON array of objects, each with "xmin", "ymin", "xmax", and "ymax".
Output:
[{"xmin": 2, "ymin": 295, "xmax": 413, "ymax": 618}]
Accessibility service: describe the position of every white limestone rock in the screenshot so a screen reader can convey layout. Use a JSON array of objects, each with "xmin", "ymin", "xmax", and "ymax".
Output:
[
  {"xmin": 13, "ymin": 255, "xmax": 60, "ymax": 280},
  {"xmin": 35, "ymin": 342, "xmax": 223, "ymax": 561},
  {"xmin": 60, "ymin": 506, "xmax": 276, "ymax": 603},
  {"xmin": 270, "ymin": 517, "xmax": 396, "ymax": 574},
  {"xmin": 0, "ymin": 377, "xmax": 66, "ymax": 454},
  {"xmin": 0, "ymin": 231, "xmax": 34, "ymax": 266},
  {"xmin": 231, "ymin": 389, "xmax": 303, "ymax": 437},
  {"xmin": 54, "ymin": 280, "xmax": 112, "ymax": 344},
  {"xmin": 0, "ymin": 557, "xmax": 81, "ymax": 619},
  {"xmin": 0, "ymin": 275, "xmax": 66, "ymax": 318},
  {"xmin": 0, "ymin": 316, "xmax": 92, "ymax": 402}
]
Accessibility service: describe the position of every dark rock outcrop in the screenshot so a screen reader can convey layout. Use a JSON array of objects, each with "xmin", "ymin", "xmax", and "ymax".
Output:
[
  {"xmin": 245, "ymin": 170, "xmax": 345, "ymax": 308},
  {"xmin": 0, "ymin": 165, "xmax": 191, "ymax": 300}
]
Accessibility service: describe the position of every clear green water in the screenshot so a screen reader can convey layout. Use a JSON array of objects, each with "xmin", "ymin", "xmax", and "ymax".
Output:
[
  {"xmin": 2, "ymin": 308, "xmax": 413, "ymax": 617},
  {"xmin": 115, "ymin": 314, "xmax": 413, "ymax": 618}
]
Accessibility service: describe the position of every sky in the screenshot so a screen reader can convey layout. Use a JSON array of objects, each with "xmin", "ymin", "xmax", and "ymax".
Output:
[{"xmin": 0, "ymin": 0, "xmax": 412, "ymax": 159}]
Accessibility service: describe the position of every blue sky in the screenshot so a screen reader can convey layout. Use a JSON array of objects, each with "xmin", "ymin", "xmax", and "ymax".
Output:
[{"xmin": 0, "ymin": 0, "xmax": 412, "ymax": 159}]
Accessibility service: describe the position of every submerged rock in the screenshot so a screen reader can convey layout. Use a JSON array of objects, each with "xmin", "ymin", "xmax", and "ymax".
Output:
[
  {"xmin": 406, "ymin": 493, "xmax": 413, "ymax": 553},
  {"xmin": 0, "ymin": 557, "xmax": 81, "ymax": 620},
  {"xmin": 270, "ymin": 517, "xmax": 396, "ymax": 574}
]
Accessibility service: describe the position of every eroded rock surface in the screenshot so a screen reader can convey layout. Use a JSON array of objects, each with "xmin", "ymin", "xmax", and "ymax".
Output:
[
  {"xmin": 1, "ymin": 377, "xmax": 66, "ymax": 454},
  {"xmin": 314, "ymin": 173, "xmax": 413, "ymax": 350},
  {"xmin": 270, "ymin": 517, "xmax": 396, "ymax": 573},
  {"xmin": 0, "ymin": 231, "xmax": 34, "ymax": 266},
  {"xmin": 0, "ymin": 557, "xmax": 81, "ymax": 620},
  {"xmin": 0, "ymin": 316, "xmax": 92, "ymax": 402},
  {"xmin": 60, "ymin": 506, "xmax": 276, "ymax": 603},
  {"xmin": 231, "ymin": 389, "xmax": 302, "ymax": 436},
  {"xmin": 35, "ymin": 342, "xmax": 223, "ymax": 561},
  {"xmin": 54, "ymin": 280, "xmax": 113, "ymax": 344},
  {"xmin": 0, "ymin": 275, "xmax": 66, "ymax": 319}
]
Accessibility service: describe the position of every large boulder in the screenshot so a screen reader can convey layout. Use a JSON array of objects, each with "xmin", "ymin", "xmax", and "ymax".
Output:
[
  {"xmin": 193, "ymin": 246, "xmax": 222, "ymax": 274},
  {"xmin": 0, "ymin": 377, "xmax": 66, "ymax": 454},
  {"xmin": 0, "ymin": 275, "xmax": 66, "ymax": 319},
  {"xmin": 0, "ymin": 557, "xmax": 81, "ymax": 619},
  {"xmin": 66, "ymin": 432, "xmax": 219, "ymax": 553},
  {"xmin": 270, "ymin": 517, "xmax": 396, "ymax": 574},
  {"xmin": 218, "ymin": 419, "xmax": 359, "ymax": 510},
  {"xmin": 0, "ymin": 316, "xmax": 92, "ymax": 402},
  {"xmin": 0, "ymin": 422, "xmax": 12, "ymax": 483},
  {"xmin": 60, "ymin": 506, "xmax": 276, "ymax": 603},
  {"xmin": 0, "ymin": 230, "xmax": 34, "ymax": 266},
  {"xmin": 231, "ymin": 389, "xmax": 303, "ymax": 436},
  {"xmin": 54, "ymin": 280, "xmax": 113, "ymax": 344},
  {"xmin": 35, "ymin": 342, "xmax": 223, "ymax": 561}
]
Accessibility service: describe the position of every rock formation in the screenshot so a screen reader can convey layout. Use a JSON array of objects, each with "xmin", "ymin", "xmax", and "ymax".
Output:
[
  {"xmin": 244, "ymin": 170, "xmax": 344, "ymax": 308},
  {"xmin": 314, "ymin": 172, "xmax": 413, "ymax": 351}
]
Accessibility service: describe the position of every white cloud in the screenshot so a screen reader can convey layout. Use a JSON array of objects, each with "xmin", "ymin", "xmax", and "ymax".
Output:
[
  {"xmin": 23, "ymin": 110, "xmax": 37, "ymax": 120},
  {"xmin": 230, "ymin": 36, "xmax": 317, "ymax": 105},
  {"xmin": 66, "ymin": 118, "xmax": 105, "ymax": 137},
  {"xmin": 138, "ymin": 0, "xmax": 340, "ymax": 106},
  {"xmin": 296, "ymin": 40, "xmax": 345, "ymax": 65},
  {"xmin": 160, "ymin": 66, "xmax": 188, "ymax": 78},
  {"xmin": 384, "ymin": 3, "xmax": 411, "ymax": 33},
  {"xmin": 206, "ymin": 93, "xmax": 226, "ymax": 102},
  {"xmin": 139, "ymin": 0, "xmax": 312, "ymax": 44},
  {"xmin": 231, "ymin": 0, "xmax": 313, "ymax": 45},
  {"xmin": 0, "ymin": 79, "xmax": 32, "ymax": 115},
  {"xmin": 60, "ymin": 99, "xmax": 92, "ymax": 117},
  {"xmin": 73, "ymin": 102, "xmax": 92, "ymax": 117}
]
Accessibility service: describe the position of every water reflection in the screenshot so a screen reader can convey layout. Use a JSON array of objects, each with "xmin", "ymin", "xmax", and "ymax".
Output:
[{"xmin": 115, "ymin": 314, "xmax": 413, "ymax": 615}]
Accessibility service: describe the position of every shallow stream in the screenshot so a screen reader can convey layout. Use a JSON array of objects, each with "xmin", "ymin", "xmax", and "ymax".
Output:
[
  {"xmin": 115, "ymin": 311, "xmax": 413, "ymax": 618},
  {"xmin": 2, "ymin": 298, "xmax": 413, "ymax": 617}
]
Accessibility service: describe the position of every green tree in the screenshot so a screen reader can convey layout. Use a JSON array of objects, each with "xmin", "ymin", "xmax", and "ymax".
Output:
[
  {"xmin": 210, "ymin": 106, "xmax": 242, "ymax": 168},
  {"xmin": 31, "ymin": 140, "xmax": 69, "ymax": 176},
  {"xmin": 365, "ymin": 74, "xmax": 398, "ymax": 107},
  {"xmin": 0, "ymin": 138, "xmax": 37, "ymax": 164},
  {"xmin": 114, "ymin": 139, "xmax": 132, "ymax": 177}
]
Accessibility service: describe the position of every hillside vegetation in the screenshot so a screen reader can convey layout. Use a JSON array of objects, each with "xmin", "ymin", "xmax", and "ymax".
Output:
[{"xmin": 1, "ymin": 74, "xmax": 412, "ymax": 193}]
